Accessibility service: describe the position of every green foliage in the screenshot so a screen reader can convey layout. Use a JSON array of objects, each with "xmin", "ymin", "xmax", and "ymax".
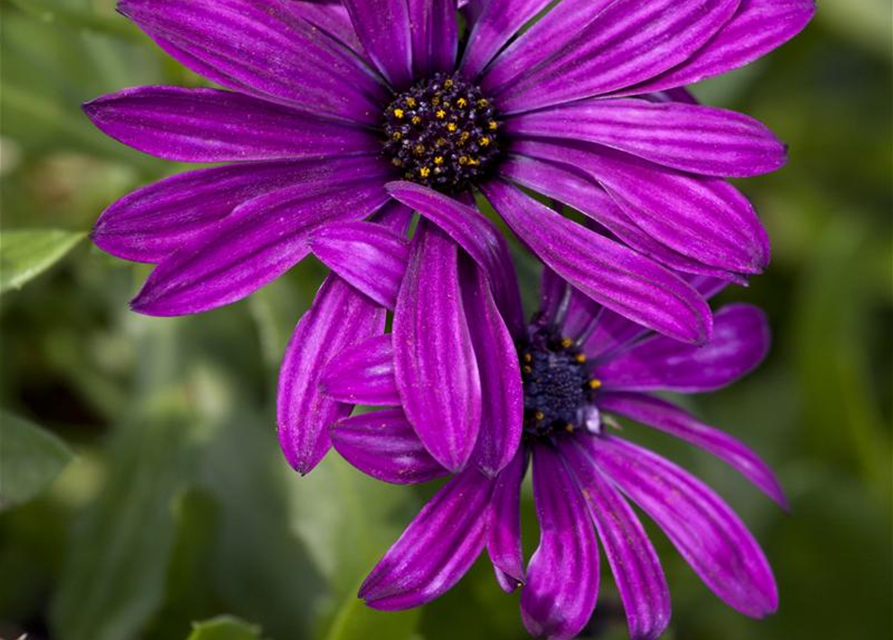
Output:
[
  {"xmin": 0, "ymin": 230, "xmax": 85, "ymax": 295},
  {"xmin": 185, "ymin": 616, "xmax": 264, "ymax": 640},
  {"xmin": 0, "ymin": 410, "xmax": 73, "ymax": 509}
]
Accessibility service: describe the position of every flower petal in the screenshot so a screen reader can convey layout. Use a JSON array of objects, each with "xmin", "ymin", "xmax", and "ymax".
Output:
[
  {"xmin": 562, "ymin": 438, "xmax": 671, "ymax": 640},
  {"xmin": 343, "ymin": 0, "xmax": 414, "ymax": 89},
  {"xmin": 131, "ymin": 160, "xmax": 390, "ymax": 316},
  {"xmin": 487, "ymin": 447, "xmax": 528, "ymax": 593},
  {"xmin": 119, "ymin": 0, "xmax": 387, "ymax": 124},
  {"xmin": 521, "ymin": 442, "xmax": 600, "ymax": 640},
  {"xmin": 460, "ymin": 0, "xmax": 553, "ymax": 79},
  {"xmin": 594, "ymin": 303, "xmax": 770, "ymax": 392},
  {"xmin": 393, "ymin": 222, "xmax": 482, "ymax": 472},
  {"xmin": 83, "ymin": 86, "xmax": 377, "ymax": 163},
  {"xmin": 409, "ymin": 0, "xmax": 458, "ymax": 77},
  {"xmin": 598, "ymin": 392, "xmax": 786, "ymax": 507},
  {"xmin": 277, "ymin": 275, "xmax": 386, "ymax": 474},
  {"xmin": 506, "ymin": 98, "xmax": 786, "ymax": 178},
  {"xmin": 481, "ymin": 180, "xmax": 712, "ymax": 345},
  {"xmin": 587, "ymin": 435, "xmax": 778, "ymax": 618},
  {"xmin": 360, "ymin": 466, "xmax": 494, "ymax": 609},
  {"xmin": 321, "ymin": 334, "xmax": 400, "ymax": 406},
  {"xmin": 286, "ymin": 0, "xmax": 364, "ymax": 53},
  {"xmin": 331, "ymin": 408, "xmax": 448, "ymax": 484}
]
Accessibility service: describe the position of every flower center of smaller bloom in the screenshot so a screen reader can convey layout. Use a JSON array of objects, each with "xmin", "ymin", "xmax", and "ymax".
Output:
[
  {"xmin": 381, "ymin": 73, "xmax": 501, "ymax": 193},
  {"xmin": 519, "ymin": 326, "xmax": 602, "ymax": 438}
]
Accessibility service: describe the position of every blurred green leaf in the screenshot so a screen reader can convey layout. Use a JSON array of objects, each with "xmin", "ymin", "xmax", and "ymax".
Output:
[
  {"xmin": 0, "ymin": 229, "xmax": 85, "ymax": 294},
  {"xmin": 0, "ymin": 410, "xmax": 73, "ymax": 509},
  {"xmin": 322, "ymin": 592, "xmax": 419, "ymax": 640},
  {"xmin": 185, "ymin": 616, "xmax": 264, "ymax": 640}
]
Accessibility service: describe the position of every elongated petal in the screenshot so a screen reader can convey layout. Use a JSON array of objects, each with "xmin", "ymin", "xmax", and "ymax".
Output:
[
  {"xmin": 409, "ymin": 0, "xmax": 458, "ymax": 76},
  {"xmin": 587, "ymin": 436, "xmax": 778, "ymax": 617},
  {"xmin": 562, "ymin": 439, "xmax": 670, "ymax": 640},
  {"xmin": 595, "ymin": 304, "xmax": 769, "ymax": 392},
  {"xmin": 539, "ymin": 266, "xmax": 570, "ymax": 325},
  {"xmin": 286, "ymin": 0, "xmax": 364, "ymax": 53},
  {"xmin": 92, "ymin": 161, "xmax": 319, "ymax": 263},
  {"xmin": 460, "ymin": 0, "xmax": 552, "ymax": 79},
  {"xmin": 513, "ymin": 140, "xmax": 770, "ymax": 276},
  {"xmin": 343, "ymin": 0, "xmax": 413, "ymax": 89},
  {"xmin": 360, "ymin": 467, "xmax": 494, "ymax": 609},
  {"xmin": 522, "ymin": 443, "xmax": 599, "ymax": 640},
  {"xmin": 119, "ymin": 0, "xmax": 387, "ymax": 124},
  {"xmin": 320, "ymin": 334, "xmax": 399, "ymax": 406},
  {"xmin": 83, "ymin": 86, "xmax": 376, "ymax": 163},
  {"xmin": 506, "ymin": 98, "xmax": 786, "ymax": 177},
  {"xmin": 598, "ymin": 392, "xmax": 786, "ymax": 507},
  {"xmin": 131, "ymin": 161, "xmax": 390, "ymax": 316},
  {"xmin": 487, "ymin": 447, "xmax": 528, "ymax": 592},
  {"xmin": 393, "ymin": 222, "xmax": 482, "ymax": 472},
  {"xmin": 481, "ymin": 180, "xmax": 712, "ymax": 345},
  {"xmin": 626, "ymin": 0, "xmax": 817, "ymax": 96},
  {"xmin": 492, "ymin": 0, "xmax": 740, "ymax": 113},
  {"xmin": 277, "ymin": 276, "xmax": 385, "ymax": 473},
  {"xmin": 462, "ymin": 261, "xmax": 523, "ymax": 476},
  {"xmin": 310, "ymin": 222, "xmax": 409, "ymax": 309},
  {"xmin": 331, "ymin": 408, "xmax": 448, "ymax": 484},
  {"xmin": 386, "ymin": 181, "xmax": 525, "ymax": 337}
]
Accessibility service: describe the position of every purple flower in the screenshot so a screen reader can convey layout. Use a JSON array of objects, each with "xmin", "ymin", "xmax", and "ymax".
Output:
[
  {"xmin": 322, "ymin": 263, "xmax": 784, "ymax": 640},
  {"xmin": 84, "ymin": 0, "xmax": 813, "ymax": 346}
]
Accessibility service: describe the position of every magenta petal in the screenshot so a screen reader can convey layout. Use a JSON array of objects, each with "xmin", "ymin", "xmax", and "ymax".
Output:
[
  {"xmin": 521, "ymin": 443, "xmax": 600, "ymax": 640},
  {"xmin": 277, "ymin": 276, "xmax": 385, "ymax": 474},
  {"xmin": 460, "ymin": 0, "xmax": 552, "ymax": 79},
  {"xmin": 331, "ymin": 408, "xmax": 448, "ymax": 485},
  {"xmin": 360, "ymin": 467, "xmax": 494, "ymax": 609},
  {"xmin": 310, "ymin": 221, "xmax": 409, "ymax": 310},
  {"xmin": 342, "ymin": 0, "xmax": 413, "ymax": 89},
  {"xmin": 598, "ymin": 392, "xmax": 787, "ymax": 507},
  {"xmin": 481, "ymin": 179, "xmax": 713, "ymax": 345},
  {"xmin": 562, "ymin": 439, "xmax": 671, "ymax": 640},
  {"xmin": 285, "ymin": 0, "xmax": 364, "ymax": 54},
  {"xmin": 595, "ymin": 303, "xmax": 770, "ymax": 392},
  {"xmin": 393, "ymin": 222, "xmax": 482, "ymax": 472},
  {"xmin": 506, "ymin": 98, "xmax": 786, "ymax": 178},
  {"xmin": 462, "ymin": 261, "xmax": 523, "ymax": 476},
  {"xmin": 588, "ymin": 436, "xmax": 778, "ymax": 618},
  {"xmin": 320, "ymin": 334, "xmax": 399, "ymax": 406},
  {"xmin": 83, "ymin": 86, "xmax": 377, "ymax": 162},
  {"xmin": 92, "ymin": 161, "xmax": 318, "ymax": 263},
  {"xmin": 131, "ymin": 162, "xmax": 390, "ymax": 316},
  {"xmin": 487, "ymin": 447, "xmax": 528, "ymax": 593},
  {"xmin": 409, "ymin": 0, "xmax": 458, "ymax": 77}
]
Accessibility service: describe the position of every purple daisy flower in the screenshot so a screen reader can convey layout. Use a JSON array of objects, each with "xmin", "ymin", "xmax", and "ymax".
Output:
[
  {"xmin": 84, "ymin": 0, "xmax": 814, "ymax": 347},
  {"xmin": 319, "ymin": 247, "xmax": 784, "ymax": 640}
]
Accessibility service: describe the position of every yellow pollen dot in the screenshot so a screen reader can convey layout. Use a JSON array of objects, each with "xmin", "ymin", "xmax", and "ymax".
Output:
[
  {"xmin": 393, "ymin": 108, "xmax": 405, "ymax": 119},
  {"xmin": 457, "ymin": 98, "xmax": 467, "ymax": 108},
  {"xmin": 436, "ymin": 109, "xmax": 446, "ymax": 119},
  {"xmin": 434, "ymin": 156, "xmax": 444, "ymax": 165},
  {"xmin": 575, "ymin": 353, "xmax": 586, "ymax": 364},
  {"xmin": 561, "ymin": 337, "xmax": 574, "ymax": 348},
  {"xmin": 522, "ymin": 353, "xmax": 532, "ymax": 363},
  {"xmin": 406, "ymin": 97, "xmax": 417, "ymax": 107},
  {"xmin": 391, "ymin": 158, "xmax": 403, "ymax": 167},
  {"xmin": 468, "ymin": 157, "xmax": 480, "ymax": 166},
  {"xmin": 411, "ymin": 116, "xmax": 421, "ymax": 125},
  {"xmin": 534, "ymin": 411, "xmax": 545, "ymax": 421},
  {"xmin": 419, "ymin": 167, "xmax": 431, "ymax": 178},
  {"xmin": 489, "ymin": 121, "xmax": 498, "ymax": 131},
  {"xmin": 479, "ymin": 137, "xmax": 491, "ymax": 147},
  {"xmin": 478, "ymin": 98, "xmax": 489, "ymax": 107},
  {"xmin": 444, "ymin": 78, "xmax": 454, "ymax": 88},
  {"xmin": 414, "ymin": 144, "xmax": 425, "ymax": 155},
  {"xmin": 459, "ymin": 131, "xmax": 470, "ymax": 140},
  {"xmin": 432, "ymin": 96, "xmax": 441, "ymax": 106},
  {"xmin": 588, "ymin": 379, "xmax": 603, "ymax": 390},
  {"xmin": 392, "ymin": 131, "xmax": 402, "ymax": 140},
  {"xmin": 459, "ymin": 156, "xmax": 469, "ymax": 165},
  {"xmin": 565, "ymin": 423, "xmax": 575, "ymax": 432},
  {"xmin": 447, "ymin": 123, "xmax": 458, "ymax": 132},
  {"xmin": 436, "ymin": 137, "xmax": 447, "ymax": 146},
  {"xmin": 522, "ymin": 365, "xmax": 533, "ymax": 374}
]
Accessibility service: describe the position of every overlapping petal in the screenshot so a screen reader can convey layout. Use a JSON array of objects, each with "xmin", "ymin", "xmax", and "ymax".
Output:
[
  {"xmin": 487, "ymin": 447, "xmax": 528, "ymax": 592},
  {"xmin": 320, "ymin": 334, "xmax": 399, "ymax": 406},
  {"xmin": 409, "ymin": 0, "xmax": 458, "ymax": 77},
  {"xmin": 460, "ymin": 0, "xmax": 553, "ymax": 79},
  {"xmin": 342, "ymin": 0, "xmax": 414, "ymax": 88}
]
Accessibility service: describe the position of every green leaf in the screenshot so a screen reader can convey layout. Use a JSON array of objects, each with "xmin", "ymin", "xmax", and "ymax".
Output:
[
  {"xmin": 0, "ymin": 410, "xmax": 73, "ymax": 510},
  {"xmin": 323, "ymin": 590, "xmax": 419, "ymax": 640},
  {"xmin": 186, "ymin": 616, "xmax": 263, "ymax": 640},
  {"xmin": 0, "ymin": 229, "xmax": 85, "ymax": 294}
]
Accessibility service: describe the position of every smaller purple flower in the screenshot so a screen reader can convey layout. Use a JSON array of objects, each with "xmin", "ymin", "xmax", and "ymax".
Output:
[{"xmin": 319, "ymin": 245, "xmax": 784, "ymax": 640}]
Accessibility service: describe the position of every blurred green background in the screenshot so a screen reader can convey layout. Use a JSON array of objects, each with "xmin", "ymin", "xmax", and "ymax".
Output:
[{"xmin": 1, "ymin": 1, "xmax": 891, "ymax": 639}]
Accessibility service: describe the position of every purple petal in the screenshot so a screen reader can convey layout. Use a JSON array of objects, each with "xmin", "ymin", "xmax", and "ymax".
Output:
[
  {"xmin": 330, "ymin": 408, "xmax": 448, "ymax": 484},
  {"xmin": 490, "ymin": 0, "xmax": 740, "ymax": 113},
  {"xmin": 92, "ymin": 161, "xmax": 319, "ymax": 263},
  {"xmin": 386, "ymin": 181, "xmax": 525, "ymax": 338},
  {"xmin": 512, "ymin": 140, "xmax": 771, "ymax": 276},
  {"xmin": 521, "ymin": 442, "xmax": 600, "ymax": 640},
  {"xmin": 460, "ymin": 0, "xmax": 552, "ymax": 79},
  {"xmin": 320, "ymin": 334, "xmax": 399, "ymax": 406},
  {"xmin": 461, "ymin": 260, "xmax": 523, "ymax": 476},
  {"xmin": 360, "ymin": 466, "xmax": 494, "ymax": 609},
  {"xmin": 594, "ymin": 303, "xmax": 770, "ymax": 392},
  {"xmin": 587, "ymin": 435, "xmax": 778, "ymax": 618},
  {"xmin": 562, "ymin": 439, "xmax": 671, "ymax": 640},
  {"xmin": 131, "ymin": 160, "xmax": 390, "ymax": 316},
  {"xmin": 310, "ymin": 221, "xmax": 409, "ymax": 310},
  {"xmin": 286, "ymin": 0, "xmax": 364, "ymax": 53},
  {"xmin": 119, "ymin": 0, "xmax": 388, "ymax": 124},
  {"xmin": 487, "ymin": 446, "xmax": 528, "ymax": 592},
  {"xmin": 83, "ymin": 86, "xmax": 376, "ymax": 163},
  {"xmin": 277, "ymin": 276, "xmax": 385, "ymax": 474},
  {"xmin": 506, "ymin": 98, "xmax": 786, "ymax": 177},
  {"xmin": 598, "ymin": 392, "xmax": 787, "ymax": 507},
  {"xmin": 393, "ymin": 222, "xmax": 482, "ymax": 472},
  {"xmin": 481, "ymin": 179, "xmax": 713, "ymax": 345},
  {"xmin": 409, "ymin": 0, "xmax": 458, "ymax": 77},
  {"xmin": 342, "ymin": 0, "xmax": 413, "ymax": 89},
  {"xmin": 624, "ymin": 0, "xmax": 817, "ymax": 96},
  {"xmin": 539, "ymin": 266, "xmax": 570, "ymax": 325}
]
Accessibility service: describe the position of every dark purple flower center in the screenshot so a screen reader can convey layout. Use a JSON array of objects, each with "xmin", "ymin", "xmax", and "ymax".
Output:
[
  {"xmin": 518, "ymin": 325, "xmax": 601, "ymax": 438},
  {"xmin": 381, "ymin": 73, "xmax": 501, "ymax": 193}
]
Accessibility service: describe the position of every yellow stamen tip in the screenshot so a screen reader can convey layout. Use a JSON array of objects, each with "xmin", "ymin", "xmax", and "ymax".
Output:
[
  {"xmin": 575, "ymin": 354, "xmax": 586, "ymax": 364},
  {"xmin": 534, "ymin": 411, "xmax": 545, "ymax": 421},
  {"xmin": 560, "ymin": 337, "xmax": 574, "ymax": 348},
  {"xmin": 434, "ymin": 156, "xmax": 444, "ymax": 165},
  {"xmin": 419, "ymin": 167, "xmax": 431, "ymax": 178},
  {"xmin": 589, "ymin": 379, "xmax": 603, "ymax": 390},
  {"xmin": 480, "ymin": 137, "xmax": 490, "ymax": 146},
  {"xmin": 393, "ymin": 109, "xmax": 404, "ymax": 119},
  {"xmin": 436, "ymin": 110, "xmax": 446, "ymax": 119},
  {"xmin": 489, "ymin": 121, "xmax": 498, "ymax": 130}
]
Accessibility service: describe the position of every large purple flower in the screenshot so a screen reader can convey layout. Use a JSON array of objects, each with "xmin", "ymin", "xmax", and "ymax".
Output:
[
  {"xmin": 84, "ymin": 0, "xmax": 813, "ymax": 346},
  {"xmin": 321, "ymin": 260, "xmax": 784, "ymax": 640}
]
